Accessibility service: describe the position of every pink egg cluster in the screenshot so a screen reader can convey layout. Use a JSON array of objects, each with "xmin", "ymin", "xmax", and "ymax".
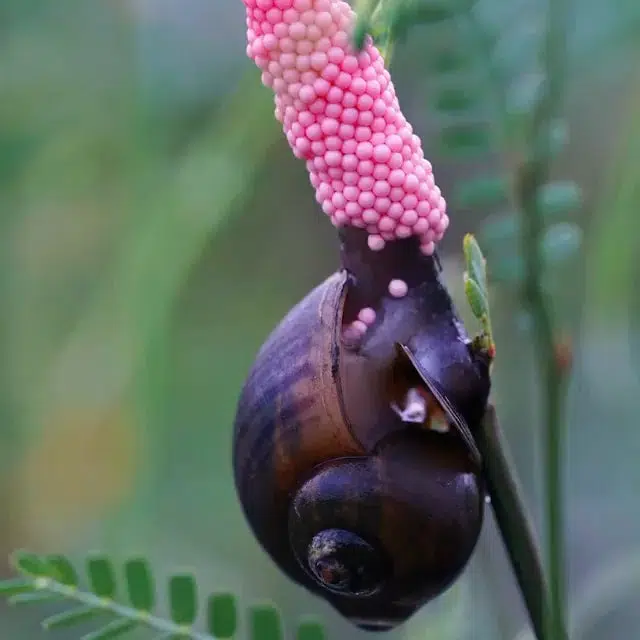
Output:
[{"xmin": 242, "ymin": 0, "xmax": 449, "ymax": 254}]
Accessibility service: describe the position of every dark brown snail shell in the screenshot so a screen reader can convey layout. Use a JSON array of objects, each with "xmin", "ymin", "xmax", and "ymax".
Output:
[{"xmin": 233, "ymin": 228, "xmax": 491, "ymax": 631}]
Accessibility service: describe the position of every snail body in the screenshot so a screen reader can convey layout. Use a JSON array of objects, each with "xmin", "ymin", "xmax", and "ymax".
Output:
[{"xmin": 233, "ymin": 229, "xmax": 491, "ymax": 631}]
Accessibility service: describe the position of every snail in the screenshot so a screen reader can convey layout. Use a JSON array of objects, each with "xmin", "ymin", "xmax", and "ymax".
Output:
[
  {"xmin": 233, "ymin": 227, "xmax": 491, "ymax": 631},
  {"xmin": 233, "ymin": 0, "xmax": 493, "ymax": 629}
]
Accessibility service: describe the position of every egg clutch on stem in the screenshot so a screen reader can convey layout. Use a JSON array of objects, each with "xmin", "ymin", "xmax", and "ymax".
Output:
[{"xmin": 233, "ymin": 0, "xmax": 492, "ymax": 631}]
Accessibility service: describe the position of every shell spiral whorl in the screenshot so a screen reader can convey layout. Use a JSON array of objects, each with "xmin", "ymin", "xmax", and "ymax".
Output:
[{"xmin": 233, "ymin": 263, "xmax": 489, "ymax": 630}]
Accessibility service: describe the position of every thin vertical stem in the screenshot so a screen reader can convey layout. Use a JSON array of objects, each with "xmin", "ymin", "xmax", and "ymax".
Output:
[
  {"xmin": 476, "ymin": 406, "xmax": 563, "ymax": 640},
  {"xmin": 515, "ymin": 0, "xmax": 571, "ymax": 636}
]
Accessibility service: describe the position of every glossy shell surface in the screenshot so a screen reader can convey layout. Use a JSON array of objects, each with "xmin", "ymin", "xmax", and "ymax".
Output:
[{"xmin": 233, "ymin": 268, "xmax": 486, "ymax": 628}]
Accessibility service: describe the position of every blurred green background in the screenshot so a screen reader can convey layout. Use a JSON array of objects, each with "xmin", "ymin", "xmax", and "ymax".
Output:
[{"xmin": 1, "ymin": 1, "xmax": 639, "ymax": 638}]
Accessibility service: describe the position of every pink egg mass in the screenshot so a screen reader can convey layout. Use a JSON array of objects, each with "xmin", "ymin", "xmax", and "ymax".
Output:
[{"xmin": 242, "ymin": 0, "xmax": 450, "ymax": 255}]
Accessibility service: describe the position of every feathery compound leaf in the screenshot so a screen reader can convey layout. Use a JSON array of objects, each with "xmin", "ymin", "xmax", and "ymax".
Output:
[
  {"xmin": 81, "ymin": 619, "xmax": 138, "ymax": 640},
  {"xmin": 455, "ymin": 175, "xmax": 510, "ymax": 209},
  {"xmin": 250, "ymin": 605, "xmax": 283, "ymax": 640},
  {"xmin": 124, "ymin": 558, "xmax": 155, "ymax": 611},
  {"xmin": 296, "ymin": 621, "xmax": 326, "ymax": 640},
  {"xmin": 1, "ymin": 550, "xmax": 331, "ymax": 640},
  {"xmin": 46, "ymin": 554, "xmax": 78, "ymax": 587},
  {"xmin": 169, "ymin": 574, "xmax": 198, "ymax": 626},
  {"xmin": 9, "ymin": 591, "xmax": 61, "ymax": 606},
  {"xmin": 0, "ymin": 577, "xmax": 35, "ymax": 596},
  {"xmin": 42, "ymin": 605, "xmax": 105, "ymax": 629},
  {"xmin": 87, "ymin": 554, "xmax": 117, "ymax": 599},
  {"xmin": 12, "ymin": 550, "xmax": 50, "ymax": 577},
  {"xmin": 207, "ymin": 593, "xmax": 237, "ymax": 638}
]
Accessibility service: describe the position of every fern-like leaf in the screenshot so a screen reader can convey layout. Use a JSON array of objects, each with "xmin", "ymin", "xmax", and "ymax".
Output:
[
  {"xmin": 87, "ymin": 554, "xmax": 117, "ymax": 599},
  {"xmin": 0, "ymin": 550, "xmax": 326, "ymax": 640},
  {"xmin": 208, "ymin": 593, "xmax": 237, "ymax": 638}
]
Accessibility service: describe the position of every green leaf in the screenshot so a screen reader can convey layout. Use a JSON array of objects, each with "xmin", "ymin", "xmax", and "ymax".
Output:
[
  {"xmin": 297, "ymin": 621, "xmax": 326, "ymax": 640},
  {"xmin": 537, "ymin": 181, "xmax": 582, "ymax": 215},
  {"xmin": 124, "ymin": 558, "xmax": 155, "ymax": 611},
  {"xmin": 87, "ymin": 555, "xmax": 117, "ymax": 599},
  {"xmin": 0, "ymin": 578, "xmax": 35, "ymax": 596},
  {"xmin": 81, "ymin": 618, "xmax": 138, "ymax": 640},
  {"xmin": 434, "ymin": 88, "xmax": 478, "ymax": 113},
  {"xmin": 540, "ymin": 222, "xmax": 582, "ymax": 264},
  {"xmin": 250, "ymin": 604, "xmax": 283, "ymax": 640},
  {"xmin": 353, "ymin": 0, "xmax": 376, "ymax": 49},
  {"xmin": 464, "ymin": 273, "xmax": 489, "ymax": 319},
  {"xmin": 352, "ymin": 18, "xmax": 371, "ymax": 50},
  {"xmin": 46, "ymin": 554, "xmax": 78, "ymax": 587},
  {"xmin": 463, "ymin": 233, "xmax": 488, "ymax": 292},
  {"xmin": 208, "ymin": 593, "xmax": 237, "ymax": 638},
  {"xmin": 371, "ymin": 28, "xmax": 394, "ymax": 63},
  {"xmin": 12, "ymin": 550, "xmax": 49, "ymax": 577},
  {"xmin": 42, "ymin": 605, "xmax": 105, "ymax": 629},
  {"xmin": 439, "ymin": 124, "xmax": 491, "ymax": 157},
  {"xmin": 9, "ymin": 592, "xmax": 61, "ymax": 606},
  {"xmin": 168, "ymin": 574, "xmax": 197, "ymax": 626},
  {"xmin": 2, "ymin": 549, "xmax": 336, "ymax": 640},
  {"xmin": 455, "ymin": 175, "xmax": 510, "ymax": 208}
]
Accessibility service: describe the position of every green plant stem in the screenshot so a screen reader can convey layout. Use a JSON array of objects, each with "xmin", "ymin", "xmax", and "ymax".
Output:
[
  {"xmin": 519, "ymin": 157, "xmax": 569, "ymax": 640},
  {"xmin": 436, "ymin": 2, "xmax": 570, "ymax": 637},
  {"xmin": 476, "ymin": 406, "xmax": 555, "ymax": 640},
  {"xmin": 16, "ymin": 577, "xmax": 214, "ymax": 640},
  {"xmin": 515, "ymin": 0, "xmax": 570, "ymax": 637}
]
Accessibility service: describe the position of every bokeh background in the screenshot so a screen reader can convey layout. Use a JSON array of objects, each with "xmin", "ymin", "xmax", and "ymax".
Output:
[{"xmin": 1, "ymin": 0, "xmax": 639, "ymax": 638}]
